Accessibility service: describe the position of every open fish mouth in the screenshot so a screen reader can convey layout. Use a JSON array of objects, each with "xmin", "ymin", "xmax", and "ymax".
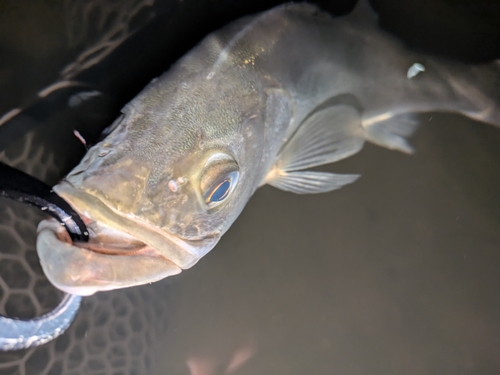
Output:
[
  {"xmin": 37, "ymin": 218, "xmax": 183, "ymax": 296},
  {"xmin": 36, "ymin": 182, "xmax": 218, "ymax": 296}
]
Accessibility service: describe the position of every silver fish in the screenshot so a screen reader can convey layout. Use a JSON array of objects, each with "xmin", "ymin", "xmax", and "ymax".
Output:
[{"xmin": 37, "ymin": 2, "xmax": 500, "ymax": 295}]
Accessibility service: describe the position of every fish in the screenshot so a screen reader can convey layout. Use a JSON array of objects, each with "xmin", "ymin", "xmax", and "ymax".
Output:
[{"xmin": 36, "ymin": 1, "xmax": 500, "ymax": 296}]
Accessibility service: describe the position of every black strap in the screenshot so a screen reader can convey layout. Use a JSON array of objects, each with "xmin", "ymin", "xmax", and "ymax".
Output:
[{"xmin": 0, "ymin": 161, "xmax": 89, "ymax": 242}]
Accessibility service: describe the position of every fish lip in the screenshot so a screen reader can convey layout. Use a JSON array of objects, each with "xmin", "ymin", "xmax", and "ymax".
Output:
[
  {"xmin": 45, "ymin": 200, "xmax": 172, "ymax": 261},
  {"xmin": 51, "ymin": 179, "xmax": 219, "ymax": 269},
  {"xmin": 56, "ymin": 209, "xmax": 162, "ymax": 258},
  {"xmin": 37, "ymin": 218, "xmax": 182, "ymax": 296}
]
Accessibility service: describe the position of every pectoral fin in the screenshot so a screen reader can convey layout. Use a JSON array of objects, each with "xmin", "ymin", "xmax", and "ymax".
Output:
[
  {"xmin": 267, "ymin": 170, "xmax": 360, "ymax": 194},
  {"xmin": 265, "ymin": 104, "xmax": 363, "ymax": 194}
]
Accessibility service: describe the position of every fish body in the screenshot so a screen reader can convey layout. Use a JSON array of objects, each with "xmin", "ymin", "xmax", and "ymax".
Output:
[{"xmin": 37, "ymin": 2, "xmax": 500, "ymax": 295}]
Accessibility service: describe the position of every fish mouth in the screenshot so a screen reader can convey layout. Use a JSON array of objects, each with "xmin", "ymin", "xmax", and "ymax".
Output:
[{"xmin": 36, "ymin": 181, "xmax": 219, "ymax": 296}]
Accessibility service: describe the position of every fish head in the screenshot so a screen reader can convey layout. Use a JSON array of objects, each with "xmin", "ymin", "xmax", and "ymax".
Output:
[{"xmin": 37, "ymin": 65, "xmax": 280, "ymax": 296}]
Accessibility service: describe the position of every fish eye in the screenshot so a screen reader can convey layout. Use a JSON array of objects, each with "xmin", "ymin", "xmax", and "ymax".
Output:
[
  {"xmin": 200, "ymin": 153, "xmax": 239, "ymax": 210},
  {"xmin": 207, "ymin": 179, "xmax": 231, "ymax": 203},
  {"xmin": 204, "ymin": 171, "xmax": 239, "ymax": 208}
]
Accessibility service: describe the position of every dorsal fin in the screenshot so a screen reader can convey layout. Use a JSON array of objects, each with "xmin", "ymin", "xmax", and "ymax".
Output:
[{"xmin": 346, "ymin": 0, "xmax": 379, "ymax": 27}]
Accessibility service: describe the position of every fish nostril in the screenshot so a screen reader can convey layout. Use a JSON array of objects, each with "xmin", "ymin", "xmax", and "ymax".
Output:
[{"xmin": 167, "ymin": 180, "xmax": 178, "ymax": 192}]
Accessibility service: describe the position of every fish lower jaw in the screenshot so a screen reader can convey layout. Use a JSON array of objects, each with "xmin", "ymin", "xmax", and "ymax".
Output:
[{"xmin": 36, "ymin": 218, "xmax": 183, "ymax": 295}]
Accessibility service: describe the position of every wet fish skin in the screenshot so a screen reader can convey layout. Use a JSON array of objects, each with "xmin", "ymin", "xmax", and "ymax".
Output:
[{"xmin": 37, "ymin": 2, "xmax": 499, "ymax": 295}]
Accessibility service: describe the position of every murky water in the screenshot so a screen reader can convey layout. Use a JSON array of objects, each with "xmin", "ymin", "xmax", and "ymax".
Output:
[
  {"xmin": 156, "ymin": 115, "xmax": 500, "ymax": 375},
  {"xmin": 0, "ymin": 0, "xmax": 498, "ymax": 374}
]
